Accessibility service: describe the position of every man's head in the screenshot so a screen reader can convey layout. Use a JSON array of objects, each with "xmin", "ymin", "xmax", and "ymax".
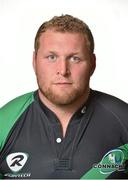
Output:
[
  {"xmin": 33, "ymin": 14, "xmax": 96, "ymax": 106},
  {"xmin": 34, "ymin": 14, "xmax": 94, "ymax": 55}
]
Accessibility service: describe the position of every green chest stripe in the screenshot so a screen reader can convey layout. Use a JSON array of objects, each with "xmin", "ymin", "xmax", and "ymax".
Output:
[{"xmin": 0, "ymin": 92, "xmax": 34, "ymax": 151}]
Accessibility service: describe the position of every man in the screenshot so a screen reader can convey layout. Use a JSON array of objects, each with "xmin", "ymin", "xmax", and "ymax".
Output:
[{"xmin": 0, "ymin": 14, "xmax": 128, "ymax": 179}]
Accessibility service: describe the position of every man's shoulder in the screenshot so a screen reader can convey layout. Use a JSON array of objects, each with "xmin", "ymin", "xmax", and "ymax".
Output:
[
  {"xmin": 0, "ymin": 91, "xmax": 34, "ymax": 112},
  {"xmin": 0, "ymin": 91, "xmax": 35, "ymax": 151},
  {"xmin": 93, "ymin": 90, "xmax": 127, "ymax": 106},
  {"xmin": 93, "ymin": 89, "xmax": 128, "ymax": 117}
]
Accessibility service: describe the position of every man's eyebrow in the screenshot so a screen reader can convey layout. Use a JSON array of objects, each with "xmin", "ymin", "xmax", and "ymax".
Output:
[
  {"xmin": 46, "ymin": 51, "xmax": 82, "ymax": 57},
  {"xmin": 69, "ymin": 52, "xmax": 81, "ymax": 55},
  {"xmin": 47, "ymin": 51, "xmax": 57, "ymax": 54}
]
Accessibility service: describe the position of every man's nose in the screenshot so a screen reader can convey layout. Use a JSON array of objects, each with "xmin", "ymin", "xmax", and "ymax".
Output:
[{"xmin": 56, "ymin": 59, "xmax": 70, "ymax": 76}]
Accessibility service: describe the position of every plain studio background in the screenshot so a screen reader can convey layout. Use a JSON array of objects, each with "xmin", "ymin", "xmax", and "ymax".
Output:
[{"xmin": 0, "ymin": 0, "xmax": 128, "ymax": 107}]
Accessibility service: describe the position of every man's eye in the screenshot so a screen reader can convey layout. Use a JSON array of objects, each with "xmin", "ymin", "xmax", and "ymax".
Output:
[
  {"xmin": 70, "ymin": 56, "xmax": 81, "ymax": 63},
  {"xmin": 47, "ymin": 55, "xmax": 57, "ymax": 62}
]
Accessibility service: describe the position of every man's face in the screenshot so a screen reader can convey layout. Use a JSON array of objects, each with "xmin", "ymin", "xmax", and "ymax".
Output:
[{"xmin": 33, "ymin": 30, "xmax": 96, "ymax": 105}]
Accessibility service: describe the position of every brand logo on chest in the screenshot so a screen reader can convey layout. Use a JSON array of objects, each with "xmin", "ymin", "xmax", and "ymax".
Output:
[{"xmin": 6, "ymin": 152, "xmax": 28, "ymax": 172}]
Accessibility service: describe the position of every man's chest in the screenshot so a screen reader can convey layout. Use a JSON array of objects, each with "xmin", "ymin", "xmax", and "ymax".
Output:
[{"xmin": 0, "ymin": 105, "xmax": 124, "ymax": 179}]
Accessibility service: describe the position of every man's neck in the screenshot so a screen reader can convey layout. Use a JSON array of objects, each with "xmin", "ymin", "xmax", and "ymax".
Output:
[{"xmin": 38, "ymin": 88, "xmax": 90, "ymax": 137}]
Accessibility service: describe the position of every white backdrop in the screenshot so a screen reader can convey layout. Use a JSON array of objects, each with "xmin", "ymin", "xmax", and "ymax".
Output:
[{"xmin": 0, "ymin": 0, "xmax": 128, "ymax": 107}]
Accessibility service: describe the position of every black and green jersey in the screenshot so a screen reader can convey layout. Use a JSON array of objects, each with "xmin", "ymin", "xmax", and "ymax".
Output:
[{"xmin": 0, "ymin": 90, "xmax": 128, "ymax": 179}]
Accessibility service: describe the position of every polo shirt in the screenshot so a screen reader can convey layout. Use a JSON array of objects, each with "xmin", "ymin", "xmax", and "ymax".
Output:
[{"xmin": 0, "ymin": 89, "xmax": 128, "ymax": 179}]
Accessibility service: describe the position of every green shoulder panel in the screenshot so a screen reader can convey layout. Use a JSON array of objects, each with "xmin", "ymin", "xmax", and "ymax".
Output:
[{"xmin": 0, "ymin": 92, "xmax": 34, "ymax": 151}]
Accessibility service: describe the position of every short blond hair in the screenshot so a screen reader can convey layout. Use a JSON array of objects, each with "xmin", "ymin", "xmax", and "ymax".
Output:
[{"xmin": 34, "ymin": 14, "xmax": 94, "ymax": 53}]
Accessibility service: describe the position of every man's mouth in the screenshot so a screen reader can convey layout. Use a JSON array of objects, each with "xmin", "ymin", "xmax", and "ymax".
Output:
[{"xmin": 53, "ymin": 82, "xmax": 72, "ymax": 86}]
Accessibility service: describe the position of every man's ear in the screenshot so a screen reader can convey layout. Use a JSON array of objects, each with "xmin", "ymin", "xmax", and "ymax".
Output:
[
  {"xmin": 33, "ymin": 51, "xmax": 37, "ymax": 74},
  {"xmin": 90, "ymin": 53, "xmax": 96, "ymax": 76}
]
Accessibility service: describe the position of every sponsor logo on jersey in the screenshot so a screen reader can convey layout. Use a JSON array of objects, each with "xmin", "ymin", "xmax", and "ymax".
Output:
[
  {"xmin": 4, "ymin": 172, "xmax": 31, "ymax": 178},
  {"xmin": 6, "ymin": 152, "xmax": 28, "ymax": 173},
  {"xmin": 93, "ymin": 149, "xmax": 125, "ymax": 174}
]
